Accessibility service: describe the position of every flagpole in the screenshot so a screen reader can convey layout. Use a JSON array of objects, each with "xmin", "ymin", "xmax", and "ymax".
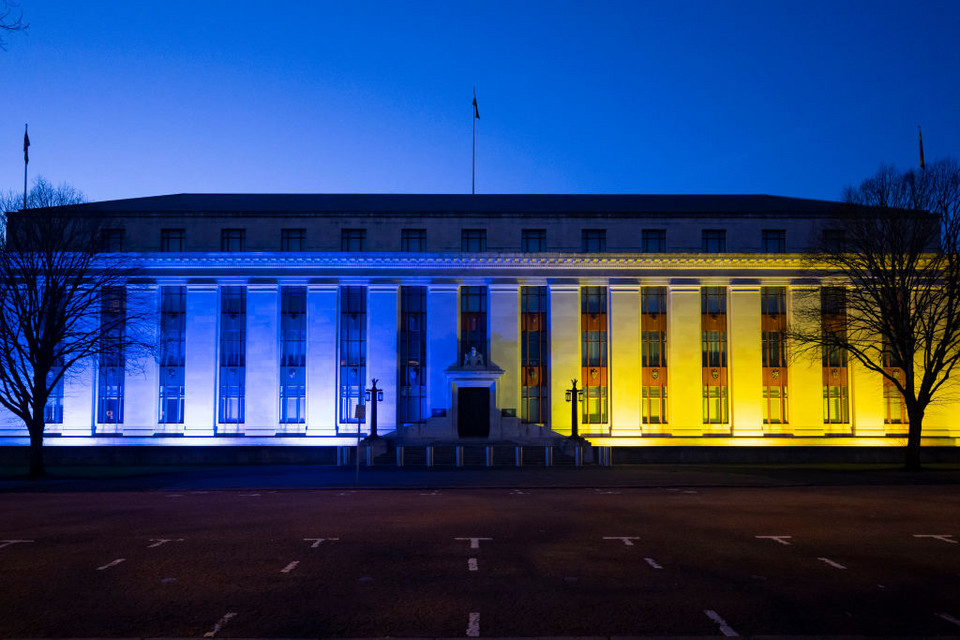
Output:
[
  {"xmin": 918, "ymin": 125, "xmax": 925, "ymax": 170},
  {"xmin": 23, "ymin": 123, "xmax": 29, "ymax": 210},
  {"xmin": 472, "ymin": 88, "xmax": 476, "ymax": 195}
]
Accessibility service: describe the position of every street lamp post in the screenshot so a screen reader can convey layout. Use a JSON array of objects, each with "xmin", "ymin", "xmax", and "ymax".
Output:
[
  {"xmin": 364, "ymin": 378, "xmax": 384, "ymax": 440},
  {"xmin": 564, "ymin": 378, "xmax": 585, "ymax": 441}
]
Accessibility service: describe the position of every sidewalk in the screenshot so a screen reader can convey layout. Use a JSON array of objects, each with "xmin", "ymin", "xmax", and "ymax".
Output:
[{"xmin": 2, "ymin": 462, "xmax": 959, "ymax": 492}]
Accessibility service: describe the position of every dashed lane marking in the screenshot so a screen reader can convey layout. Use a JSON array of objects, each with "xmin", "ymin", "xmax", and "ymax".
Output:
[
  {"xmin": 915, "ymin": 534, "xmax": 957, "ymax": 544},
  {"xmin": 938, "ymin": 612, "xmax": 960, "ymax": 628},
  {"xmin": 818, "ymin": 557, "xmax": 847, "ymax": 569},
  {"xmin": 468, "ymin": 557, "xmax": 478, "ymax": 571},
  {"xmin": 756, "ymin": 535, "xmax": 793, "ymax": 545},
  {"xmin": 644, "ymin": 557, "xmax": 663, "ymax": 569},
  {"xmin": 603, "ymin": 536, "xmax": 639, "ymax": 546},
  {"xmin": 202, "ymin": 612, "xmax": 237, "ymax": 637},
  {"xmin": 456, "ymin": 537, "xmax": 492, "ymax": 549},
  {"xmin": 466, "ymin": 611, "xmax": 480, "ymax": 637},
  {"xmin": 420, "ymin": 491, "xmax": 442, "ymax": 496},
  {"xmin": 509, "ymin": 489, "xmax": 529, "ymax": 495},
  {"xmin": 97, "ymin": 558, "xmax": 125, "ymax": 571},
  {"xmin": 281, "ymin": 561, "xmax": 299, "ymax": 574},
  {"xmin": 0, "ymin": 539, "xmax": 33, "ymax": 550},
  {"xmin": 305, "ymin": 537, "xmax": 339, "ymax": 548},
  {"xmin": 704, "ymin": 609, "xmax": 739, "ymax": 637},
  {"xmin": 147, "ymin": 538, "xmax": 184, "ymax": 548}
]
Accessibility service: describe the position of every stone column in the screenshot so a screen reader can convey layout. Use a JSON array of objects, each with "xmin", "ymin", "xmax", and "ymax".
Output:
[
  {"xmin": 549, "ymin": 282, "xmax": 580, "ymax": 436},
  {"xmin": 244, "ymin": 283, "xmax": 279, "ymax": 436},
  {"xmin": 306, "ymin": 282, "xmax": 338, "ymax": 436},
  {"xmin": 426, "ymin": 282, "xmax": 459, "ymax": 422},
  {"xmin": 667, "ymin": 283, "xmax": 702, "ymax": 436},
  {"xmin": 789, "ymin": 285, "xmax": 825, "ymax": 436},
  {"xmin": 609, "ymin": 282, "xmax": 641, "ymax": 435},
  {"xmin": 183, "ymin": 283, "xmax": 218, "ymax": 436},
  {"xmin": 852, "ymin": 365, "xmax": 885, "ymax": 436},
  {"xmin": 489, "ymin": 282, "xmax": 520, "ymax": 416},
  {"xmin": 367, "ymin": 283, "xmax": 399, "ymax": 434},
  {"xmin": 729, "ymin": 284, "xmax": 764, "ymax": 436},
  {"xmin": 123, "ymin": 284, "xmax": 159, "ymax": 436}
]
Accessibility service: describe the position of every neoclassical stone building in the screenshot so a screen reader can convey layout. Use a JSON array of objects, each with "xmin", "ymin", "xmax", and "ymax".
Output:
[{"xmin": 2, "ymin": 194, "xmax": 957, "ymax": 448}]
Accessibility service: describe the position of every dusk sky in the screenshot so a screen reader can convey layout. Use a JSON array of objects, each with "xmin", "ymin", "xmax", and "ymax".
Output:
[{"xmin": 2, "ymin": 1, "xmax": 958, "ymax": 203}]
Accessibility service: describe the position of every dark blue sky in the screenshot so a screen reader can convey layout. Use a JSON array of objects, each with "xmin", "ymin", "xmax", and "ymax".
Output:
[{"xmin": 2, "ymin": 1, "xmax": 958, "ymax": 202}]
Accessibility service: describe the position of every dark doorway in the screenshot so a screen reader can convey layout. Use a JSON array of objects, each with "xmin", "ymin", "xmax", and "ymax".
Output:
[{"xmin": 457, "ymin": 387, "xmax": 490, "ymax": 438}]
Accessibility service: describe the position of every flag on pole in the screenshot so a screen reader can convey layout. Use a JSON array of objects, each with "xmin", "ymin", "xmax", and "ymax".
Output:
[
  {"xmin": 918, "ymin": 125, "xmax": 925, "ymax": 170},
  {"xmin": 473, "ymin": 91, "xmax": 479, "ymax": 120},
  {"xmin": 23, "ymin": 125, "xmax": 30, "ymax": 165}
]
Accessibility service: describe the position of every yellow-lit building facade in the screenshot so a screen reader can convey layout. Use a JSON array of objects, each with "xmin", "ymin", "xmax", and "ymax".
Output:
[{"xmin": 2, "ymin": 194, "xmax": 957, "ymax": 449}]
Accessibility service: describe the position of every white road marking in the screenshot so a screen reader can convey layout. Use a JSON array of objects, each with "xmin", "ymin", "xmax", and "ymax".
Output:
[
  {"xmin": 239, "ymin": 493, "xmax": 261, "ymax": 497},
  {"xmin": 818, "ymin": 557, "xmax": 847, "ymax": 569},
  {"xmin": 682, "ymin": 490, "xmax": 698, "ymax": 494},
  {"xmin": 202, "ymin": 612, "xmax": 237, "ymax": 637},
  {"xmin": 466, "ymin": 611, "xmax": 480, "ymax": 637},
  {"xmin": 704, "ymin": 609, "xmax": 739, "ymax": 637},
  {"xmin": 420, "ymin": 491, "xmax": 441, "ymax": 496},
  {"xmin": 468, "ymin": 557, "xmax": 478, "ymax": 571},
  {"xmin": 603, "ymin": 536, "xmax": 640, "ymax": 546},
  {"xmin": 165, "ymin": 494, "xmax": 184, "ymax": 498},
  {"xmin": 938, "ymin": 612, "xmax": 960, "ymax": 628},
  {"xmin": 281, "ymin": 561, "xmax": 299, "ymax": 573},
  {"xmin": 914, "ymin": 534, "xmax": 957, "ymax": 544},
  {"xmin": 756, "ymin": 535, "xmax": 793, "ymax": 545},
  {"xmin": 97, "ymin": 558, "xmax": 125, "ymax": 571},
  {"xmin": 456, "ymin": 537, "xmax": 492, "ymax": 549},
  {"xmin": 509, "ymin": 489, "xmax": 529, "ymax": 495},
  {"xmin": 304, "ymin": 537, "xmax": 339, "ymax": 548},
  {"xmin": 0, "ymin": 539, "xmax": 33, "ymax": 550},
  {"xmin": 147, "ymin": 538, "xmax": 184, "ymax": 548},
  {"xmin": 594, "ymin": 489, "xmax": 621, "ymax": 495},
  {"xmin": 644, "ymin": 557, "xmax": 663, "ymax": 569}
]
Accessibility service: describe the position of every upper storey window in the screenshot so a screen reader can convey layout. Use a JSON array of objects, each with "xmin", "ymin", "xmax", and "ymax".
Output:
[
  {"xmin": 101, "ymin": 229, "xmax": 124, "ymax": 252},
  {"xmin": 341, "ymin": 229, "xmax": 366, "ymax": 252},
  {"xmin": 461, "ymin": 229, "xmax": 486, "ymax": 252},
  {"xmin": 281, "ymin": 228, "xmax": 305, "ymax": 252},
  {"xmin": 581, "ymin": 229, "xmax": 606, "ymax": 253},
  {"xmin": 521, "ymin": 229, "xmax": 547, "ymax": 252},
  {"xmin": 641, "ymin": 229, "xmax": 666, "ymax": 253},
  {"xmin": 702, "ymin": 229, "xmax": 726, "ymax": 253},
  {"xmin": 161, "ymin": 229, "xmax": 185, "ymax": 252},
  {"xmin": 221, "ymin": 229, "xmax": 245, "ymax": 252},
  {"xmin": 762, "ymin": 229, "xmax": 786, "ymax": 253},
  {"xmin": 401, "ymin": 229, "xmax": 426, "ymax": 252}
]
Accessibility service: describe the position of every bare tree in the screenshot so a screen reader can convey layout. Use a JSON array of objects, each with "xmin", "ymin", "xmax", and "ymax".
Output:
[
  {"xmin": 0, "ymin": 178, "xmax": 149, "ymax": 478},
  {"xmin": 0, "ymin": 0, "xmax": 27, "ymax": 50},
  {"xmin": 789, "ymin": 159, "xmax": 960, "ymax": 470}
]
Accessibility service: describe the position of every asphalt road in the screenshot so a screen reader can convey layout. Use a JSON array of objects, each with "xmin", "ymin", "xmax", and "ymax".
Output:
[{"xmin": 1, "ymin": 484, "xmax": 959, "ymax": 638}]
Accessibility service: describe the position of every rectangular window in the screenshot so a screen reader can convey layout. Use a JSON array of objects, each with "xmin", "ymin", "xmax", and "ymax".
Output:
[
  {"xmin": 279, "ymin": 287, "xmax": 307, "ymax": 427},
  {"xmin": 882, "ymin": 341, "xmax": 908, "ymax": 429},
  {"xmin": 521, "ymin": 229, "xmax": 547, "ymax": 253},
  {"xmin": 702, "ymin": 229, "xmax": 726, "ymax": 253},
  {"xmin": 460, "ymin": 286, "xmax": 488, "ymax": 361},
  {"xmin": 399, "ymin": 286, "xmax": 427, "ymax": 424},
  {"xmin": 581, "ymin": 229, "xmax": 606, "ymax": 253},
  {"xmin": 97, "ymin": 287, "xmax": 125, "ymax": 428},
  {"xmin": 401, "ymin": 229, "xmax": 426, "ymax": 252},
  {"xmin": 701, "ymin": 286, "xmax": 728, "ymax": 425},
  {"xmin": 641, "ymin": 286, "xmax": 667, "ymax": 425},
  {"xmin": 461, "ymin": 229, "xmax": 486, "ymax": 252},
  {"xmin": 281, "ymin": 228, "xmax": 305, "ymax": 252},
  {"xmin": 641, "ymin": 229, "xmax": 666, "ymax": 253},
  {"xmin": 101, "ymin": 229, "xmax": 124, "ymax": 252},
  {"xmin": 341, "ymin": 228, "xmax": 366, "ymax": 251},
  {"xmin": 161, "ymin": 229, "xmax": 185, "ymax": 252},
  {"xmin": 762, "ymin": 229, "xmax": 786, "ymax": 253},
  {"xmin": 158, "ymin": 286, "xmax": 186, "ymax": 427},
  {"xmin": 44, "ymin": 358, "xmax": 64, "ymax": 425},
  {"xmin": 761, "ymin": 287, "xmax": 788, "ymax": 425},
  {"xmin": 581, "ymin": 286, "xmax": 608, "ymax": 426},
  {"xmin": 339, "ymin": 286, "xmax": 366, "ymax": 426},
  {"xmin": 218, "ymin": 286, "xmax": 246, "ymax": 426},
  {"xmin": 821, "ymin": 287, "xmax": 849, "ymax": 425},
  {"xmin": 221, "ymin": 229, "xmax": 245, "ymax": 252},
  {"xmin": 521, "ymin": 286, "xmax": 548, "ymax": 424}
]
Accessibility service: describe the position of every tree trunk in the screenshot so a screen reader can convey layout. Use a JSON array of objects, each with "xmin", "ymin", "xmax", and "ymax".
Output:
[
  {"xmin": 28, "ymin": 424, "xmax": 45, "ymax": 479},
  {"xmin": 904, "ymin": 407, "xmax": 925, "ymax": 472}
]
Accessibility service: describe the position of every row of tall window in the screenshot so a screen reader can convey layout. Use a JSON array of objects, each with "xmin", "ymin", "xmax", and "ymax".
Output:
[
  {"xmin": 137, "ymin": 228, "xmax": 807, "ymax": 254},
  {"xmin": 43, "ymin": 284, "xmax": 905, "ymax": 432}
]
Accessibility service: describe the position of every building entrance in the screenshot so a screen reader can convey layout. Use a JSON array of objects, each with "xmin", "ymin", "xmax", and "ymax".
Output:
[{"xmin": 457, "ymin": 387, "xmax": 490, "ymax": 437}]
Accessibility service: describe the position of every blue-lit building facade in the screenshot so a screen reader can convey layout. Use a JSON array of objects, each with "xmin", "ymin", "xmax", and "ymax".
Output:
[{"xmin": 2, "ymin": 194, "xmax": 958, "ymax": 448}]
